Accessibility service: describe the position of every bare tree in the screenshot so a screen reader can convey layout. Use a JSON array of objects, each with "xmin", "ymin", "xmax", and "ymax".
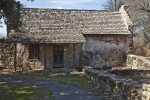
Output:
[
  {"xmin": 103, "ymin": 0, "xmax": 150, "ymax": 56},
  {"xmin": 103, "ymin": 0, "xmax": 125, "ymax": 11}
]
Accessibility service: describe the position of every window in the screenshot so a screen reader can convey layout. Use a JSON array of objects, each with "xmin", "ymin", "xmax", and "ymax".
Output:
[{"xmin": 29, "ymin": 44, "xmax": 40, "ymax": 59}]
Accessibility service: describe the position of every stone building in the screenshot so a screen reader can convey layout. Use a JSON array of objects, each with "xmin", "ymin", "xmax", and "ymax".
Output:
[{"xmin": 1, "ymin": 6, "xmax": 133, "ymax": 71}]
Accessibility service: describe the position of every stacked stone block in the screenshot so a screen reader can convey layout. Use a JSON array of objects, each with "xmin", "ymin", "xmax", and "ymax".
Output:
[{"xmin": 127, "ymin": 54, "xmax": 150, "ymax": 70}]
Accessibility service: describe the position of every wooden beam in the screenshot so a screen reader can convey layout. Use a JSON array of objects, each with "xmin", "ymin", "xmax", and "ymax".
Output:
[
  {"xmin": 114, "ymin": 0, "xmax": 116, "ymax": 11},
  {"xmin": 14, "ymin": 43, "xmax": 17, "ymax": 72},
  {"xmin": 79, "ymin": 43, "xmax": 83, "ymax": 69},
  {"xmin": 44, "ymin": 44, "xmax": 46, "ymax": 70}
]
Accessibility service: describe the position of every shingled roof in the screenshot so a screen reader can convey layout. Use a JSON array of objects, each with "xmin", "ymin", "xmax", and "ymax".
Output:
[{"xmin": 6, "ymin": 8, "xmax": 131, "ymax": 43}]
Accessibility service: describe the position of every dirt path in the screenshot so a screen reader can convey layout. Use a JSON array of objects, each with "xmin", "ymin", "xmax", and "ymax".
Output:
[{"xmin": 0, "ymin": 75, "xmax": 99, "ymax": 100}]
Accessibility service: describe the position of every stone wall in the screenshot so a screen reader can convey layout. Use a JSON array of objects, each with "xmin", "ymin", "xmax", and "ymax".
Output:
[
  {"xmin": 127, "ymin": 54, "xmax": 150, "ymax": 70},
  {"xmin": 16, "ymin": 43, "xmax": 44, "ymax": 71},
  {"xmin": 83, "ymin": 34, "xmax": 130, "ymax": 68},
  {"xmin": 85, "ymin": 68, "xmax": 149, "ymax": 100},
  {"xmin": 109, "ymin": 69, "xmax": 150, "ymax": 76},
  {"xmin": 0, "ymin": 43, "xmax": 14, "ymax": 70}
]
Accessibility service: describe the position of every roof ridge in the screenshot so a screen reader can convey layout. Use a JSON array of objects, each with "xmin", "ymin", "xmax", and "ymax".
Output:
[{"xmin": 21, "ymin": 7, "xmax": 119, "ymax": 12}]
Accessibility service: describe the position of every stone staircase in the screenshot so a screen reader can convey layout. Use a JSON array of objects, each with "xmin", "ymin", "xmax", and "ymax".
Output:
[{"xmin": 128, "ymin": 35, "xmax": 134, "ymax": 54}]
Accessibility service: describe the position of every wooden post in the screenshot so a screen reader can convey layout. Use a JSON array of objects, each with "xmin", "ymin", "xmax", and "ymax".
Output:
[
  {"xmin": 73, "ymin": 43, "xmax": 75, "ymax": 69},
  {"xmin": 79, "ymin": 43, "xmax": 83, "ymax": 69},
  {"xmin": 14, "ymin": 43, "xmax": 17, "ymax": 72},
  {"xmin": 44, "ymin": 44, "xmax": 46, "ymax": 70},
  {"xmin": 114, "ymin": 0, "xmax": 116, "ymax": 11}
]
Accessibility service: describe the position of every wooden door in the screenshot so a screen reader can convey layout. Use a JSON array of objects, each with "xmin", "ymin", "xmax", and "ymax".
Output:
[{"xmin": 53, "ymin": 46, "xmax": 64, "ymax": 68}]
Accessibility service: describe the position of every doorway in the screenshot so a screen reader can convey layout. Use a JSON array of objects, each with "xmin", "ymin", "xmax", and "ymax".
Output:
[{"xmin": 53, "ymin": 46, "xmax": 64, "ymax": 68}]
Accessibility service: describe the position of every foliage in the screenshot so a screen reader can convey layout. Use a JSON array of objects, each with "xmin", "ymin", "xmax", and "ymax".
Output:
[
  {"xmin": 0, "ymin": 0, "xmax": 34, "ymax": 33},
  {"xmin": 0, "ymin": 0, "xmax": 23, "ymax": 33},
  {"xmin": 0, "ymin": 82, "xmax": 52, "ymax": 100}
]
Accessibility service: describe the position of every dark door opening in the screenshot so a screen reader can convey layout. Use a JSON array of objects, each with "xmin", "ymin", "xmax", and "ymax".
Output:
[{"xmin": 53, "ymin": 46, "xmax": 64, "ymax": 68}]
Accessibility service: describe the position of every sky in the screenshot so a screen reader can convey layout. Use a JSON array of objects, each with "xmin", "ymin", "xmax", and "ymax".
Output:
[
  {"xmin": 0, "ymin": 18, "xmax": 7, "ymax": 38},
  {"xmin": 16, "ymin": 0, "xmax": 108, "ymax": 10}
]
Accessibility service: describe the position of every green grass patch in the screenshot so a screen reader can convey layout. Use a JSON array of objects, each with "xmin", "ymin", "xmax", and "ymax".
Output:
[
  {"xmin": 11, "ymin": 72, "xmax": 88, "ymax": 88},
  {"xmin": 0, "ymin": 82, "xmax": 52, "ymax": 100},
  {"xmin": 1, "ymin": 72, "xmax": 113, "ymax": 100}
]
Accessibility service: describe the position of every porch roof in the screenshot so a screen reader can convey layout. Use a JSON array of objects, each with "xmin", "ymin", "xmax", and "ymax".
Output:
[{"xmin": 5, "ymin": 30, "xmax": 85, "ymax": 43}]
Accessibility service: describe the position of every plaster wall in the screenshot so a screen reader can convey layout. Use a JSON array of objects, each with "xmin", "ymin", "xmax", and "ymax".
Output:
[{"xmin": 83, "ymin": 35, "xmax": 130, "ymax": 68}]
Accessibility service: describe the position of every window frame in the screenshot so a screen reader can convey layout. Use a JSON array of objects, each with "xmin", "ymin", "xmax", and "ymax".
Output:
[{"xmin": 29, "ymin": 44, "xmax": 40, "ymax": 60}]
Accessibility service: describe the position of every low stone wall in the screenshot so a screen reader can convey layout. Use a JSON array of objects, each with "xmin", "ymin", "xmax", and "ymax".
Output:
[
  {"xmin": 109, "ymin": 69, "xmax": 150, "ymax": 76},
  {"xmin": 85, "ymin": 68, "xmax": 150, "ymax": 100},
  {"xmin": 127, "ymin": 54, "xmax": 150, "ymax": 70},
  {"xmin": 142, "ymin": 84, "xmax": 150, "ymax": 100}
]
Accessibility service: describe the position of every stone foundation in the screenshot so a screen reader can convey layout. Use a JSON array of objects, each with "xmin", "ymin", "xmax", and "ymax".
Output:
[
  {"xmin": 85, "ymin": 68, "xmax": 150, "ymax": 100},
  {"xmin": 127, "ymin": 54, "xmax": 150, "ymax": 70}
]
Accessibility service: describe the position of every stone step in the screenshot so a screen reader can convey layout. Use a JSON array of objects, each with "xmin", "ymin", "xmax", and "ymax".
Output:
[
  {"xmin": 129, "ymin": 43, "xmax": 133, "ymax": 47},
  {"xmin": 129, "ymin": 48, "xmax": 133, "ymax": 50}
]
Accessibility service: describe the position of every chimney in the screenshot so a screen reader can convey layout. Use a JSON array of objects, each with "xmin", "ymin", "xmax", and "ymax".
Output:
[
  {"xmin": 120, "ymin": 5, "xmax": 133, "ymax": 26},
  {"xmin": 114, "ymin": 0, "xmax": 116, "ymax": 11}
]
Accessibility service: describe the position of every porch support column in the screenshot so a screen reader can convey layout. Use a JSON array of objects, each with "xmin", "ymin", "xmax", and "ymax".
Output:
[
  {"xmin": 79, "ymin": 43, "xmax": 83, "ymax": 69},
  {"xmin": 44, "ymin": 44, "xmax": 47, "ymax": 70},
  {"xmin": 73, "ymin": 43, "xmax": 75, "ymax": 69},
  {"xmin": 14, "ymin": 43, "xmax": 17, "ymax": 72}
]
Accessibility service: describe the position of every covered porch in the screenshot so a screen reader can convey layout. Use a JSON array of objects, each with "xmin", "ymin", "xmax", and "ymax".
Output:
[{"xmin": 12, "ymin": 43, "xmax": 83, "ymax": 71}]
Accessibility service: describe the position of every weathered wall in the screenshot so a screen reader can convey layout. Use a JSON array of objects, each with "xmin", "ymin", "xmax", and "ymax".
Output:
[
  {"xmin": 64, "ymin": 43, "xmax": 82, "ymax": 68},
  {"xmin": 127, "ymin": 54, "xmax": 150, "ymax": 70},
  {"xmin": 64, "ymin": 44, "xmax": 73, "ymax": 68},
  {"xmin": 45, "ymin": 44, "xmax": 53, "ymax": 69},
  {"xmin": 83, "ymin": 34, "xmax": 130, "ymax": 68},
  {"xmin": 74, "ymin": 44, "xmax": 82, "ymax": 68}
]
